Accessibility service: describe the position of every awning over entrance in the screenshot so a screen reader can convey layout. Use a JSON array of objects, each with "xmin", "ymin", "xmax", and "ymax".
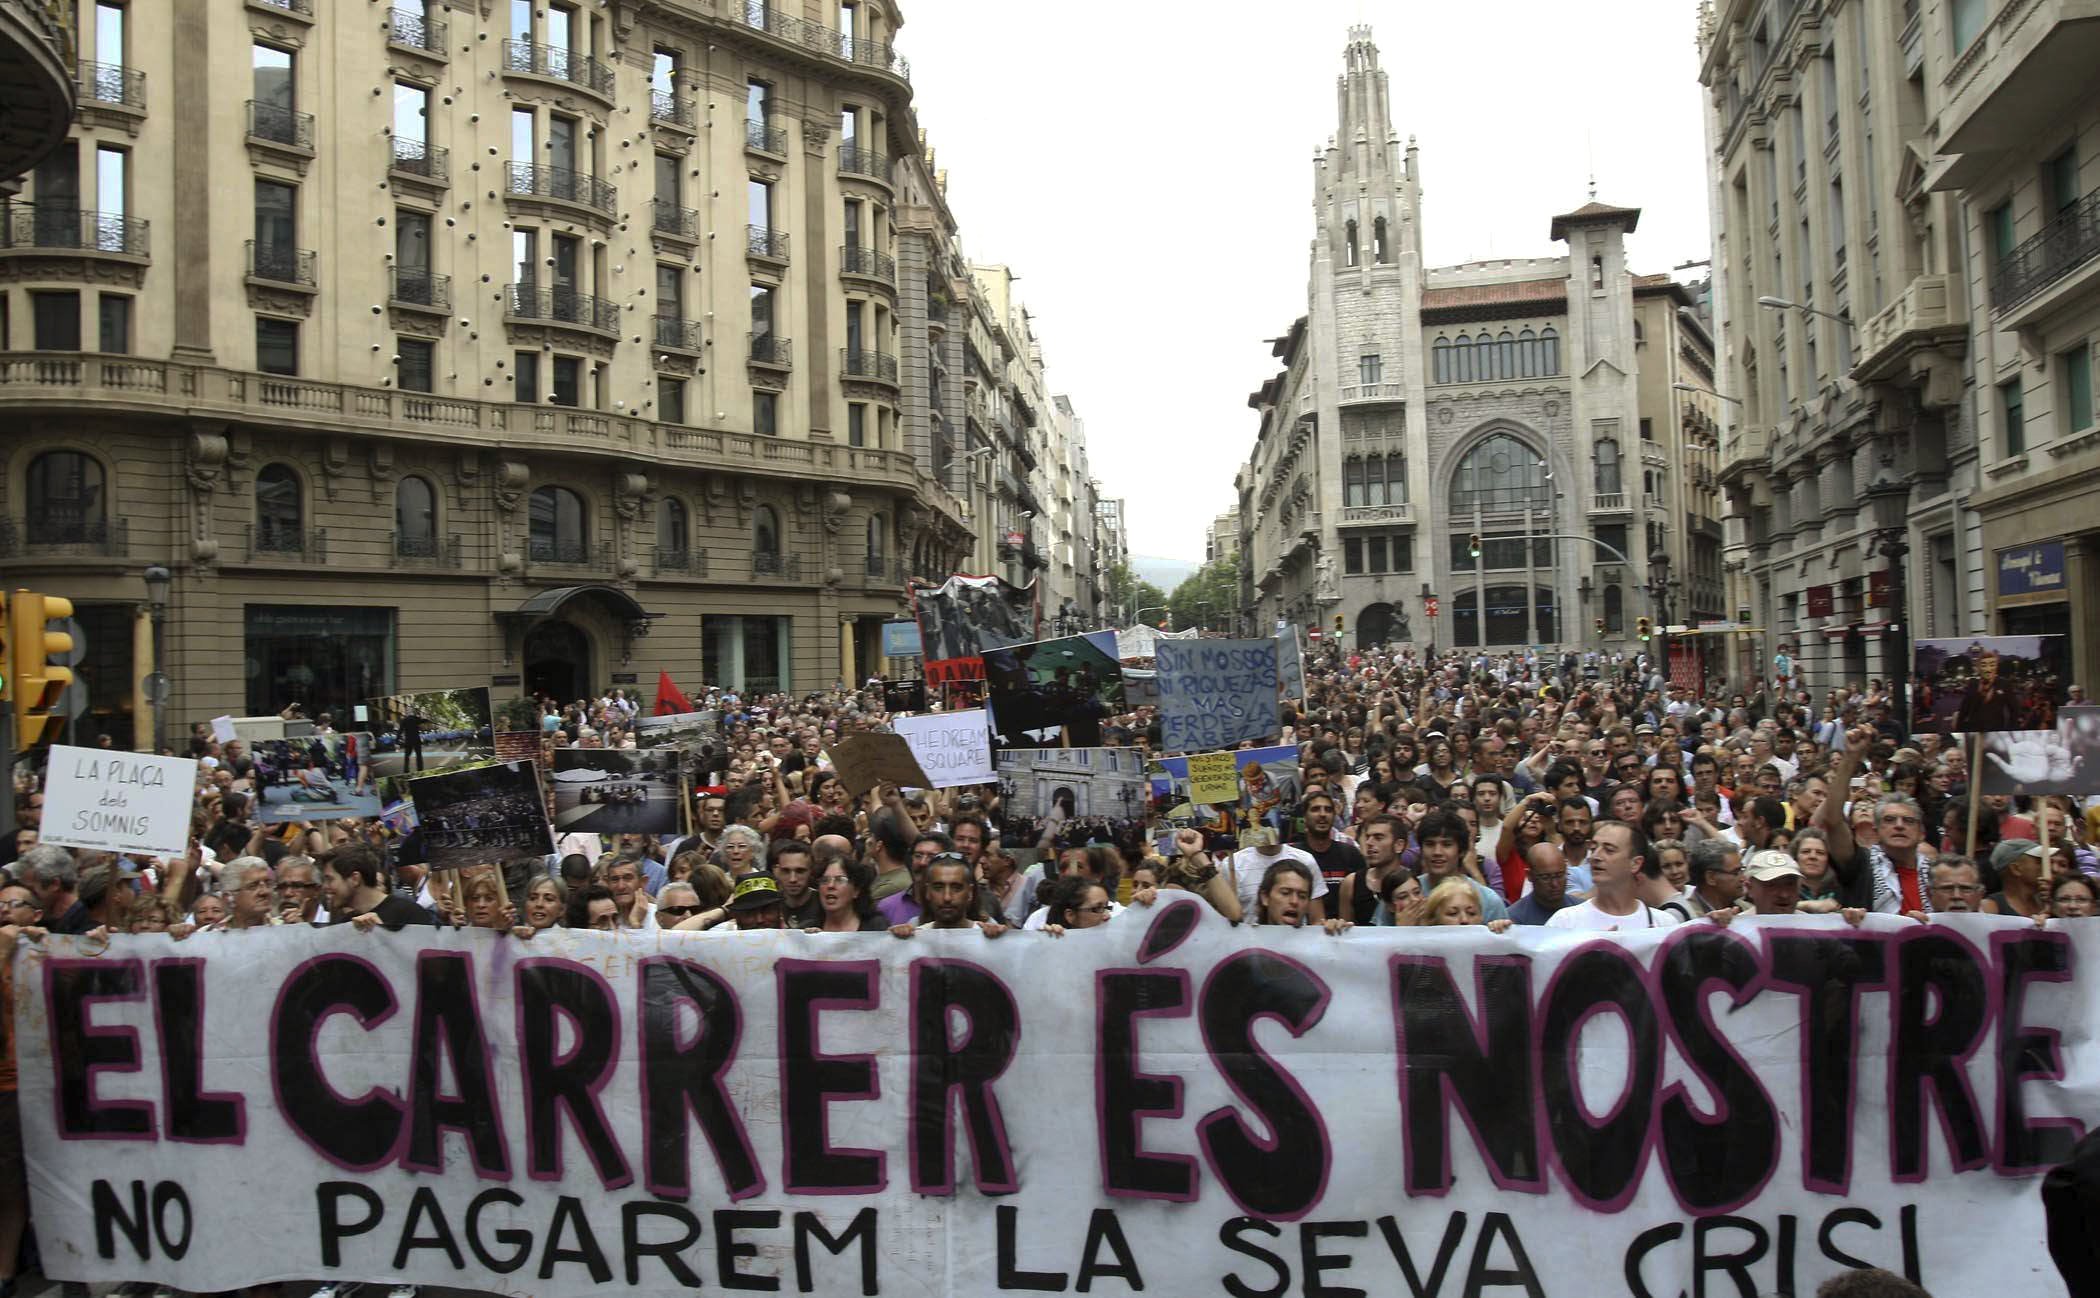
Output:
[{"xmin": 495, "ymin": 583, "xmax": 661, "ymax": 630}]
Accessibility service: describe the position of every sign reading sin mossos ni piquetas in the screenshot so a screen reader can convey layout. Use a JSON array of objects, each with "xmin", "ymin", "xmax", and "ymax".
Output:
[{"xmin": 16, "ymin": 906, "xmax": 2096, "ymax": 1296}]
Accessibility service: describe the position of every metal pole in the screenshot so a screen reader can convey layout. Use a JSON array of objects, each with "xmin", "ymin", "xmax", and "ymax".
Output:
[{"xmin": 1472, "ymin": 504, "xmax": 1485, "ymax": 656}]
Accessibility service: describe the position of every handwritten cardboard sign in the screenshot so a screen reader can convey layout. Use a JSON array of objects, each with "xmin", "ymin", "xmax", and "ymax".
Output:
[
  {"xmin": 893, "ymin": 709, "xmax": 995, "ymax": 789},
  {"xmin": 1185, "ymin": 750, "xmax": 1240, "ymax": 805},
  {"xmin": 40, "ymin": 745, "xmax": 198, "ymax": 858},
  {"xmin": 1155, "ymin": 639, "xmax": 1282, "ymax": 753},
  {"xmin": 830, "ymin": 733, "xmax": 934, "ymax": 798}
]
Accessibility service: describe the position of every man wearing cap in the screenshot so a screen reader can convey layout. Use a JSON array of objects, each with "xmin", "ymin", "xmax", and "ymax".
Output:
[
  {"xmin": 724, "ymin": 874, "xmax": 786, "ymax": 930},
  {"xmin": 1741, "ymin": 849, "xmax": 1805, "ymax": 915}
]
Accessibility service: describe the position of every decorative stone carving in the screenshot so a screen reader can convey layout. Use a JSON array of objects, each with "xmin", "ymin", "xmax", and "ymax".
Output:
[
  {"xmin": 246, "ymin": 283, "xmax": 315, "ymax": 317},
  {"xmin": 494, "ymin": 460, "xmax": 529, "ymax": 511},
  {"xmin": 320, "ymin": 438, "xmax": 351, "ymax": 500},
  {"xmin": 186, "ymin": 429, "xmax": 229, "ymax": 568},
  {"xmin": 367, "ymin": 444, "xmax": 394, "ymax": 503},
  {"xmin": 823, "ymin": 491, "xmax": 852, "ymax": 535},
  {"xmin": 614, "ymin": 472, "xmax": 648, "ymax": 521}
]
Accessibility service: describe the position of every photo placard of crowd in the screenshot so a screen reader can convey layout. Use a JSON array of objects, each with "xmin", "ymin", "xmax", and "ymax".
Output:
[
  {"xmin": 549, "ymin": 747, "xmax": 683, "ymax": 835},
  {"xmin": 911, "ymin": 573, "xmax": 1039, "ymax": 686},
  {"xmin": 250, "ymin": 732, "xmax": 380, "ymax": 823},
  {"xmin": 362, "ymin": 685, "xmax": 495, "ymax": 776},
  {"xmin": 983, "ymin": 630, "xmax": 1127, "ymax": 748},
  {"xmin": 402, "ymin": 758, "xmax": 553, "ymax": 869},
  {"xmin": 994, "ymin": 747, "xmax": 1151, "ymax": 850}
]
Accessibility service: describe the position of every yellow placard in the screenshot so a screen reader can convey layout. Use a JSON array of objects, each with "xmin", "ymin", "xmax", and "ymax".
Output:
[{"xmin": 1186, "ymin": 751, "xmax": 1240, "ymax": 806}]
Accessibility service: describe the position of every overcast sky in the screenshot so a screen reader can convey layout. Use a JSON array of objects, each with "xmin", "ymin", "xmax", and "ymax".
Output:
[{"xmin": 897, "ymin": 0, "xmax": 1715, "ymax": 563}]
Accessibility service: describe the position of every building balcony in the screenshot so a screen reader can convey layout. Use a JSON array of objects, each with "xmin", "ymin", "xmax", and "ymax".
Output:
[
  {"xmin": 840, "ymin": 243, "xmax": 896, "ymax": 285},
  {"xmin": 729, "ymin": 1, "xmax": 910, "ymax": 82},
  {"xmin": 244, "ymin": 523, "xmax": 326, "ymax": 561},
  {"xmin": 505, "ymin": 161, "xmax": 616, "ymax": 218},
  {"xmin": 1992, "ymin": 186, "xmax": 2100, "ymax": 325},
  {"xmin": 389, "ymin": 265, "xmax": 451, "ymax": 314},
  {"xmin": 389, "ymin": 137, "xmax": 448, "ymax": 187},
  {"xmin": 841, "ymin": 348, "xmax": 899, "ymax": 386},
  {"xmin": 385, "ymin": 5, "xmax": 447, "ymax": 56},
  {"xmin": 649, "ymin": 89, "xmax": 695, "ymax": 130},
  {"xmin": 0, "ymin": 0, "xmax": 76, "ymax": 181},
  {"xmin": 863, "ymin": 554, "xmax": 907, "ymax": 585},
  {"xmin": 393, "ymin": 531, "xmax": 462, "ymax": 567},
  {"xmin": 1936, "ymin": 0, "xmax": 2100, "ymax": 164},
  {"xmin": 653, "ymin": 314, "xmax": 703, "ymax": 354},
  {"xmin": 0, "ymin": 513, "xmax": 126, "ymax": 558},
  {"xmin": 1337, "ymin": 503, "xmax": 1415, "ymax": 526},
  {"xmin": 1588, "ymin": 492, "xmax": 1632, "ymax": 514},
  {"xmin": 744, "ymin": 116, "xmax": 787, "ymax": 155},
  {"xmin": 653, "ymin": 546, "xmax": 708, "ymax": 577},
  {"xmin": 1338, "ymin": 382, "xmax": 1406, "ymax": 405},
  {"xmin": 247, "ymin": 240, "xmax": 316, "ymax": 288},
  {"xmin": 74, "ymin": 60, "xmax": 143, "ymax": 134},
  {"xmin": 838, "ymin": 143, "xmax": 893, "ymax": 184},
  {"xmin": 500, "ymin": 39, "xmax": 614, "ymax": 101},
  {"xmin": 526, "ymin": 538, "xmax": 611, "ymax": 569},
  {"xmin": 751, "ymin": 550, "xmax": 803, "ymax": 580},
  {"xmin": 249, "ymin": 0, "xmax": 311, "ymax": 16},
  {"xmin": 2, "ymin": 203, "xmax": 148, "ymax": 258},
  {"xmin": 747, "ymin": 332, "xmax": 792, "ymax": 369},
  {"xmin": 649, "ymin": 198, "xmax": 698, "ymax": 244},
  {"xmin": 247, "ymin": 99, "xmax": 313, "ymax": 152},
  {"xmin": 505, "ymin": 283, "xmax": 618, "ymax": 334},
  {"xmin": 747, "ymin": 224, "xmax": 790, "ymax": 264},
  {"xmin": 1853, "ymin": 272, "xmax": 1965, "ymax": 387}
]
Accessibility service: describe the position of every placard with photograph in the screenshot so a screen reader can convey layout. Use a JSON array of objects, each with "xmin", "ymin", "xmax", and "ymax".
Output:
[
  {"xmin": 549, "ymin": 747, "xmax": 682, "ymax": 834},
  {"xmin": 251, "ymin": 732, "xmax": 381, "ymax": 823},
  {"xmin": 1913, "ymin": 636, "xmax": 2065, "ymax": 735},
  {"xmin": 403, "ymin": 759, "xmax": 553, "ymax": 870},
  {"xmin": 994, "ymin": 747, "xmax": 1150, "ymax": 845},
  {"xmin": 365, "ymin": 686, "xmax": 494, "ymax": 776},
  {"xmin": 1976, "ymin": 706, "xmax": 2100, "ymax": 797},
  {"xmin": 983, "ymin": 630, "xmax": 1126, "ymax": 749}
]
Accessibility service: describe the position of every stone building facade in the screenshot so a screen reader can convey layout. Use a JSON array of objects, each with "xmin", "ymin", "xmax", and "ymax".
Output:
[{"xmin": 1236, "ymin": 28, "xmax": 1705, "ymax": 658}]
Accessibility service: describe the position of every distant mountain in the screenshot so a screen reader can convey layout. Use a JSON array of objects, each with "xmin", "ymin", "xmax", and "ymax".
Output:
[{"xmin": 1134, "ymin": 554, "xmax": 1203, "ymax": 592}]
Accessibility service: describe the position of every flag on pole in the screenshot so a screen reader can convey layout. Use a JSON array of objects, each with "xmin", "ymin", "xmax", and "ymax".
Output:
[{"xmin": 655, "ymin": 670, "xmax": 694, "ymax": 716}]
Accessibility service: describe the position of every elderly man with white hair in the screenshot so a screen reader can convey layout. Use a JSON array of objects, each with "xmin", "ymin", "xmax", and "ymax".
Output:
[
  {"xmin": 217, "ymin": 856, "xmax": 278, "ymax": 930},
  {"xmin": 14, "ymin": 844, "xmax": 87, "ymax": 933}
]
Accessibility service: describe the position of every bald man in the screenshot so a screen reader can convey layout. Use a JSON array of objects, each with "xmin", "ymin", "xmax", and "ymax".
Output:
[{"xmin": 1507, "ymin": 843, "xmax": 1572, "ymax": 925}]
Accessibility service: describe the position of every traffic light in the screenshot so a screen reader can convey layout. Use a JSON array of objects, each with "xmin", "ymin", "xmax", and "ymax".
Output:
[
  {"xmin": 1468, "ymin": 533, "xmax": 1483, "ymax": 560},
  {"xmin": 1636, "ymin": 615, "xmax": 1653, "ymax": 642},
  {"xmin": 1594, "ymin": 617, "xmax": 1606, "ymax": 636},
  {"xmin": 10, "ymin": 591, "xmax": 73, "ymax": 750},
  {"xmin": 1333, "ymin": 614, "xmax": 1344, "ymax": 634}
]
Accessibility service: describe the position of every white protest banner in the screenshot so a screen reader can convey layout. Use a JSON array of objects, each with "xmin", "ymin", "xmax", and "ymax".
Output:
[
  {"xmin": 37, "ymin": 745, "xmax": 197, "ymax": 858},
  {"xmin": 1155, "ymin": 638, "xmax": 1282, "ymax": 753},
  {"xmin": 894, "ymin": 708, "xmax": 995, "ymax": 788},
  {"xmin": 18, "ymin": 911, "xmax": 2094, "ymax": 1298}
]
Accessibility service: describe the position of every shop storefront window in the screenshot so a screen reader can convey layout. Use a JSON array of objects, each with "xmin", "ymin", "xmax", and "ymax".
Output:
[
  {"xmin": 702, "ymin": 615, "xmax": 792, "ymax": 695},
  {"xmin": 244, "ymin": 605, "xmax": 396, "ymax": 720}
]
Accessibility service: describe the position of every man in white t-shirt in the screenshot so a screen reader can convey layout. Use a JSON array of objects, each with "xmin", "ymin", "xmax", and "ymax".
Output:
[
  {"xmin": 1547, "ymin": 821, "xmax": 1682, "ymax": 932},
  {"xmin": 1229, "ymin": 829, "xmax": 1325, "ymax": 921}
]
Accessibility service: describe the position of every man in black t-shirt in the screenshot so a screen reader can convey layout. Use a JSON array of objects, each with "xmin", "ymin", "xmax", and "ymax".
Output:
[
  {"xmin": 1295, "ymin": 790, "xmax": 1364, "ymax": 889},
  {"xmin": 321, "ymin": 844, "xmax": 436, "ymax": 929}
]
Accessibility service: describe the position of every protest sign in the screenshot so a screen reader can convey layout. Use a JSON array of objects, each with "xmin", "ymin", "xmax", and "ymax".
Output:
[
  {"xmin": 894, "ymin": 709, "xmax": 995, "ymax": 788},
  {"xmin": 1913, "ymin": 636, "xmax": 2065, "ymax": 735},
  {"xmin": 1149, "ymin": 743, "xmax": 1299, "ymax": 833},
  {"xmin": 38, "ymin": 745, "xmax": 196, "ymax": 857},
  {"xmin": 984, "ymin": 631, "xmax": 1126, "ymax": 749},
  {"xmin": 1185, "ymin": 750, "xmax": 1240, "ymax": 805},
  {"xmin": 830, "ymin": 732, "xmax": 934, "ymax": 797},
  {"xmin": 882, "ymin": 618, "xmax": 924, "ymax": 659},
  {"xmin": 913, "ymin": 574, "xmax": 1039, "ymax": 687},
  {"xmin": 402, "ymin": 759, "xmax": 552, "ymax": 869},
  {"xmin": 19, "ymin": 911, "xmax": 2095, "ymax": 1298},
  {"xmin": 365, "ymin": 685, "xmax": 495, "ymax": 776},
  {"xmin": 1155, "ymin": 638, "xmax": 1282, "ymax": 752},
  {"xmin": 995, "ymin": 747, "xmax": 1150, "ymax": 829},
  {"xmin": 252, "ymin": 733, "xmax": 381, "ymax": 823},
  {"xmin": 1977, "ymin": 705, "xmax": 2100, "ymax": 797},
  {"xmin": 209, "ymin": 715, "xmax": 238, "ymax": 745},
  {"xmin": 1278, "ymin": 631, "xmax": 1306, "ymax": 701},
  {"xmin": 550, "ymin": 748, "xmax": 682, "ymax": 834}
]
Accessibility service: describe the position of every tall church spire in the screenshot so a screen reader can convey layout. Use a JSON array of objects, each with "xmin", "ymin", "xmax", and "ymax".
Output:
[{"xmin": 1335, "ymin": 25, "xmax": 1395, "ymax": 186}]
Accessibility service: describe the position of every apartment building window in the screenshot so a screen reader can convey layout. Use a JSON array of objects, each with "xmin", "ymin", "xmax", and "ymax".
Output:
[
  {"xmin": 1373, "ymin": 216, "xmax": 1389, "ymax": 263},
  {"xmin": 396, "ymin": 208, "xmax": 432, "ymax": 298},
  {"xmin": 513, "ymin": 350, "xmax": 539, "ymax": 402},
  {"xmin": 654, "ymin": 154, "xmax": 679, "ymax": 215},
  {"xmin": 94, "ymin": 146, "xmax": 126, "ymax": 249},
  {"xmin": 397, "ymin": 477, "xmax": 437, "ymax": 550},
  {"xmin": 848, "ymin": 402, "xmax": 866, "ymax": 447},
  {"xmin": 511, "ymin": 107, "xmax": 534, "ymax": 164},
  {"xmin": 750, "ymin": 284, "xmax": 776, "ymax": 338},
  {"xmin": 1820, "ymin": 51, "xmax": 1839, "ymax": 140},
  {"xmin": 2046, "ymin": 146, "xmax": 2081, "ymax": 218},
  {"xmin": 31, "ymin": 291, "xmax": 79, "ymax": 350},
  {"xmin": 1594, "ymin": 438, "xmax": 1622, "ymax": 494},
  {"xmin": 657, "ymin": 263, "xmax": 682, "ymax": 320},
  {"xmin": 1344, "ymin": 219, "xmax": 1358, "ymax": 267},
  {"xmin": 1950, "ymin": 0, "xmax": 1987, "ymax": 52},
  {"xmin": 1604, "ymin": 585, "xmax": 1624, "ymax": 634},
  {"xmin": 95, "ymin": 1, "xmax": 123, "ymax": 67},
  {"xmin": 551, "ymin": 356, "xmax": 581, "ymax": 407},
  {"xmin": 658, "ymin": 375, "xmax": 685, "ymax": 423},
  {"xmin": 1358, "ymin": 353, "xmax": 1382, "ymax": 386},
  {"xmin": 754, "ymin": 390, "xmax": 778, "ymax": 437},
  {"xmin": 394, "ymin": 82, "xmax": 429, "ymax": 166},
  {"xmin": 2065, "ymin": 344, "xmax": 2095, "ymax": 436},
  {"xmin": 397, "ymin": 338, "xmax": 434, "ymax": 393},
  {"xmin": 252, "ymin": 43, "xmax": 293, "ymax": 131},
  {"xmin": 844, "ymin": 199, "xmax": 862, "ymax": 249},
  {"xmin": 254, "ymin": 180, "xmax": 296, "ymax": 279},
  {"xmin": 26, "ymin": 450, "xmax": 105, "ymax": 543},
  {"xmin": 1639, "ymin": 417, "xmax": 1654, "ymax": 442},
  {"xmin": 1344, "ymin": 536, "xmax": 1363, "ymax": 575},
  {"xmin": 98, "ymin": 295, "xmax": 131, "ymax": 354},
  {"xmin": 529, "ymin": 486, "xmax": 586, "ymax": 563},
  {"xmin": 256, "ymin": 318, "xmax": 298, "ymax": 375},
  {"xmin": 1829, "ymin": 180, "xmax": 1846, "ymax": 265},
  {"xmin": 2001, "ymin": 377, "xmax": 2026, "ymax": 456},
  {"xmin": 749, "ymin": 178, "xmax": 772, "ymax": 230}
]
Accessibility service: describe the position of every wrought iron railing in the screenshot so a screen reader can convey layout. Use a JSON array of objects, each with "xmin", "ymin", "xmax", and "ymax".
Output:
[
  {"xmin": 500, "ymin": 40, "xmax": 615, "ymax": 97},
  {"xmin": 838, "ymin": 143, "xmax": 892, "ymax": 182},
  {"xmin": 251, "ymin": 0, "xmax": 312, "ymax": 14},
  {"xmin": 2, "ymin": 205, "xmax": 148, "ymax": 255},
  {"xmin": 505, "ymin": 161, "xmax": 617, "ymax": 215},
  {"xmin": 841, "ymin": 348, "xmax": 898, "ymax": 383},
  {"xmin": 390, "ymin": 265, "xmax": 451, "ymax": 311},
  {"xmin": 840, "ymin": 244, "xmax": 895, "ymax": 282},
  {"xmin": 393, "ymin": 531, "xmax": 462, "ymax": 567},
  {"xmin": 390, "ymin": 137, "xmax": 448, "ymax": 181},
  {"xmin": 864, "ymin": 555, "xmax": 907, "ymax": 583},
  {"xmin": 76, "ymin": 61, "xmax": 143, "ymax": 110},
  {"xmin": 246, "ymin": 523, "xmax": 326, "ymax": 560},
  {"xmin": 247, "ymin": 240, "xmax": 317, "ymax": 287},
  {"xmin": 730, "ymin": 1, "xmax": 910, "ymax": 80},
  {"xmin": 654, "ymin": 547, "xmax": 709, "ymax": 577},
  {"xmin": 654, "ymin": 315, "xmax": 703, "ymax": 352},
  {"xmin": 747, "ymin": 332, "xmax": 792, "ymax": 368},
  {"xmin": 247, "ymin": 99, "xmax": 314, "ymax": 149},
  {"xmin": 746, "ymin": 224, "xmax": 790, "ymax": 259},
  {"xmin": 752, "ymin": 551, "xmax": 802, "ymax": 580},
  {"xmin": 386, "ymin": 6, "xmax": 447, "ymax": 52},
  {"xmin": 650, "ymin": 198, "xmax": 697, "ymax": 240},
  {"xmin": 745, "ymin": 116, "xmax": 787, "ymax": 153},
  {"xmin": 650, "ymin": 89, "xmax": 694, "ymax": 128},
  {"xmin": 0, "ymin": 514, "xmax": 128, "ymax": 556},
  {"xmin": 526, "ymin": 537, "xmax": 607, "ymax": 566},
  {"xmin": 1994, "ymin": 187, "xmax": 2100, "ymax": 311},
  {"xmin": 505, "ymin": 283, "xmax": 619, "ymax": 332}
]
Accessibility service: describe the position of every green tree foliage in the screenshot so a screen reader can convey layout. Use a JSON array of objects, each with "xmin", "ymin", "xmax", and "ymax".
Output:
[{"xmin": 1168, "ymin": 557, "xmax": 1243, "ymax": 632}]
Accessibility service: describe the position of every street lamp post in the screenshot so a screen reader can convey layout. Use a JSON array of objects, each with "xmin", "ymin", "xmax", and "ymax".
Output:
[
  {"xmin": 1875, "ymin": 526, "xmax": 1913, "ymax": 737},
  {"xmin": 143, "ymin": 564, "xmax": 171, "ymax": 753},
  {"xmin": 1648, "ymin": 548, "xmax": 1673, "ymax": 689}
]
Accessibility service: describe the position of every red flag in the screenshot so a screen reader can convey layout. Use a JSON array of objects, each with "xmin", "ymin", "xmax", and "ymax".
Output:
[{"xmin": 655, "ymin": 670, "xmax": 694, "ymax": 716}]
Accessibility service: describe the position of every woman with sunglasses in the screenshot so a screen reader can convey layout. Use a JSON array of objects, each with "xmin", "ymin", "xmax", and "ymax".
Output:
[{"xmin": 1040, "ymin": 874, "xmax": 1115, "ymax": 936}]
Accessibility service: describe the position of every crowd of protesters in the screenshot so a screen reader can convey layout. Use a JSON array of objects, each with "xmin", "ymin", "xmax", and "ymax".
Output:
[{"xmin": 4, "ymin": 645, "xmax": 2100, "ymax": 1298}]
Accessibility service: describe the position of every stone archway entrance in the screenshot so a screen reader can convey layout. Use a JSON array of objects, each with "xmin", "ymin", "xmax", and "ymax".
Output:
[
  {"xmin": 524, "ymin": 620, "xmax": 590, "ymax": 702},
  {"xmin": 1356, "ymin": 602, "xmax": 1395, "ymax": 650}
]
